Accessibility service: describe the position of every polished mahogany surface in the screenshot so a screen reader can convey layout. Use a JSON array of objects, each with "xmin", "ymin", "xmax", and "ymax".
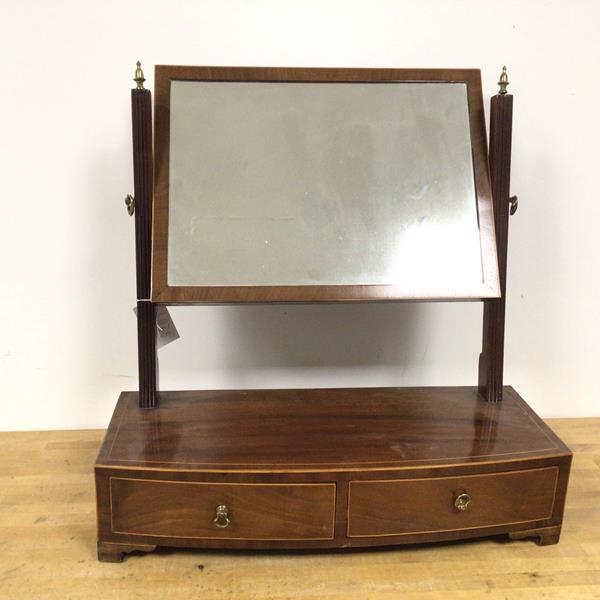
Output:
[
  {"xmin": 97, "ymin": 387, "xmax": 569, "ymax": 472},
  {"xmin": 111, "ymin": 478, "xmax": 335, "ymax": 540},
  {"xmin": 96, "ymin": 386, "xmax": 572, "ymax": 559},
  {"xmin": 347, "ymin": 467, "xmax": 559, "ymax": 537}
]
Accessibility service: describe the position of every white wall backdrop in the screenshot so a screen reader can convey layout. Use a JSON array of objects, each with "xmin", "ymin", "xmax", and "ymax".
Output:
[{"xmin": 1, "ymin": 0, "xmax": 599, "ymax": 431}]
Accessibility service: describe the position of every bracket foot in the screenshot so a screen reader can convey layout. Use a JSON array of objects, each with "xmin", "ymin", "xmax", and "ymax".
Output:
[
  {"xmin": 508, "ymin": 525, "xmax": 562, "ymax": 546},
  {"xmin": 97, "ymin": 541, "xmax": 157, "ymax": 562}
]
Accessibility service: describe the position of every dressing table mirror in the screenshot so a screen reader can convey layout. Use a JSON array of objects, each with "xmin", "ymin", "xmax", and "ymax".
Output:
[{"xmin": 95, "ymin": 65, "xmax": 571, "ymax": 562}]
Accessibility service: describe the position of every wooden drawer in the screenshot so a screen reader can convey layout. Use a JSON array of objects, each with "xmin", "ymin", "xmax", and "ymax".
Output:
[
  {"xmin": 348, "ymin": 467, "xmax": 559, "ymax": 537},
  {"xmin": 110, "ymin": 478, "xmax": 336, "ymax": 540}
]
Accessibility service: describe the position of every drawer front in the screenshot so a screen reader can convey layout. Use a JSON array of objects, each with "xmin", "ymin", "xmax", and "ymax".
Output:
[
  {"xmin": 348, "ymin": 467, "xmax": 558, "ymax": 537},
  {"xmin": 110, "ymin": 478, "xmax": 335, "ymax": 540}
]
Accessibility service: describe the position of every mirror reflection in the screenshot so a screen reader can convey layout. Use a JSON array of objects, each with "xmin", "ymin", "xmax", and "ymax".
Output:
[{"xmin": 167, "ymin": 81, "xmax": 482, "ymax": 290}]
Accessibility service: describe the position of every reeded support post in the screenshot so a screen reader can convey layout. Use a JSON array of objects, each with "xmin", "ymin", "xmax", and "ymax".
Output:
[
  {"xmin": 136, "ymin": 300, "xmax": 157, "ymax": 408},
  {"xmin": 478, "ymin": 67, "xmax": 514, "ymax": 403},
  {"xmin": 131, "ymin": 62, "xmax": 158, "ymax": 409}
]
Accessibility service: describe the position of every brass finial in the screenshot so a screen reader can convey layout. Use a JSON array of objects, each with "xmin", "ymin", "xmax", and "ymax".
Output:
[
  {"xmin": 134, "ymin": 61, "xmax": 145, "ymax": 89},
  {"xmin": 498, "ymin": 65, "xmax": 509, "ymax": 95}
]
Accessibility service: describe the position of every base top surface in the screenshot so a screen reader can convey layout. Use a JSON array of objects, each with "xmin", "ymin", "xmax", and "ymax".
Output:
[{"xmin": 96, "ymin": 386, "xmax": 569, "ymax": 472}]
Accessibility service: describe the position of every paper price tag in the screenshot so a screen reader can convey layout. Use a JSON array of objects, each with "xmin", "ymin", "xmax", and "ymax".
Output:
[{"xmin": 132, "ymin": 305, "xmax": 180, "ymax": 349}]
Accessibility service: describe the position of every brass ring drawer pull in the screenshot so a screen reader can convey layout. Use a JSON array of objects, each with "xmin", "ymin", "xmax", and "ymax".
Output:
[
  {"xmin": 454, "ymin": 492, "xmax": 471, "ymax": 512},
  {"xmin": 213, "ymin": 504, "xmax": 231, "ymax": 528}
]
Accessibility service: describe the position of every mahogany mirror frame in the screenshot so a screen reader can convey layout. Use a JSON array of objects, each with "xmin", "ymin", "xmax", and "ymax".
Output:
[{"xmin": 151, "ymin": 66, "xmax": 498, "ymax": 304}]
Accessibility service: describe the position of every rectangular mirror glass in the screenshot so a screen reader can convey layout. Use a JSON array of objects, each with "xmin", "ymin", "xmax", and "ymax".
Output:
[{"xmin": 153, "ymin": 68, "xmax": 499, "ymax": 303}]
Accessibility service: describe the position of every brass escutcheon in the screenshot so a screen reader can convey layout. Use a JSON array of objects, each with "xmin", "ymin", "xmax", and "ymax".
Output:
[{"xmin": 213, "ymin": 504, "xmax": 231, "ymax": 528}]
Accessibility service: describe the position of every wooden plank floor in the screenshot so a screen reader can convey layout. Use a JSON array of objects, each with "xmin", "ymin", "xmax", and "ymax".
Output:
[{"xmin": 1, "ymin": 418, "xmax": 599, "ymax": 599}]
